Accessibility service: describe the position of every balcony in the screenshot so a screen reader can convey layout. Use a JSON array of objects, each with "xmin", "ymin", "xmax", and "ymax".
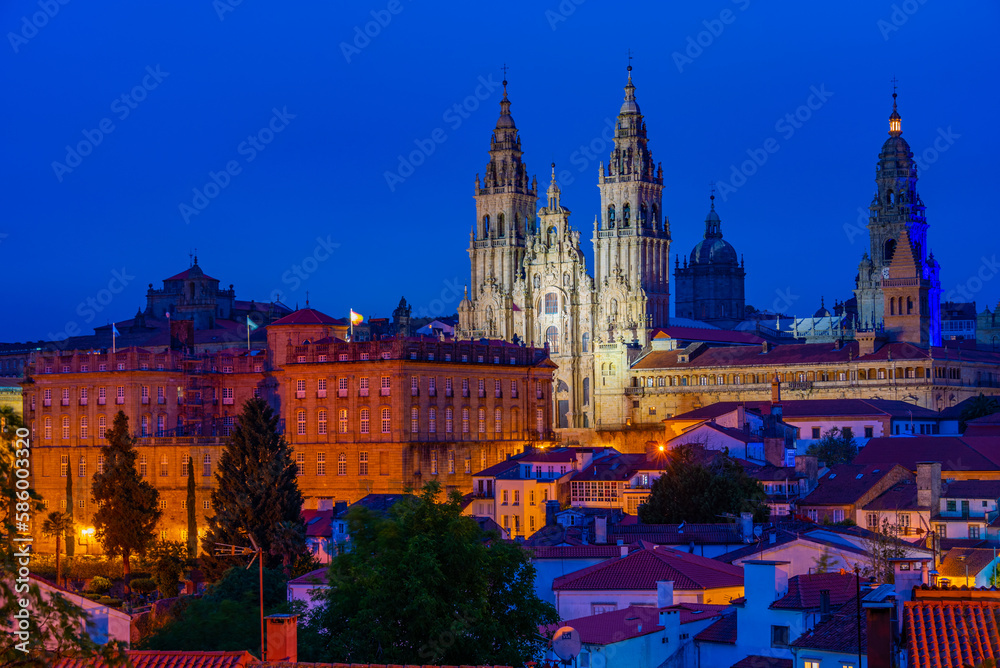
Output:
[
  {"xmin": 79, "ymin": 398, "xmax": 88, "ymax": 406},
  {"xmin": 317, "ymin": 389, "xmax": 327, "ymax": 398},
  {"xmin": 98, "ymin": 397, "xmax": 106, "ymax": 405},
  {"xmin": 429, "ymin": 389, "xmax": 437, "ymax": 397},
  {"xmin": 512, "ymin": 391, "xmax": 518, "ymax": 399},
  {"xmin": 360, "ymin": 388, "xmax": 370, "ymax": 397},
  {"xmin": 295, "ymin": 390, "xmax": 306, "ymax": 399},
  {"xmin": 445, "ymin": 390, "xmax": 453, "ymax": 398},
  {"xmin": 478, "ymin": 391, "xmax": 486, "ymax": 398},
  {"xmin": 380, "ymin": 388, "xmax": 390, "ymax": 396},
  {"xmin": 411, "ymin": 389, "xmax": 419, "ymax": 397},
  {"xmin": 536, "ymin": 391, "xmax": 544, "ymax": 399},
  {"xmin": 141, "ymin": 397, "xmax": 149, "ymax": 405},
  {"xmin": 462, "ymin": 390, "xmax": 470, "ymax": 398},
  {"xmin": 222, "ymin": 398, "xmax": 234, "ymax": 405},
  {"xmin": 495, "ymin": 391, "xmax": 502, "ymax": 398},
  {"xmin": 158, "ymin": 397, "xmax": 165, "ymax": 404},
  {"xmin": 116, "ymin": 397, "xmax": 125, "ymax": 404},
  {"xmin": 338, "ymin": 389, "xmax": 348, "ymax": 398},
  {"xmin": 61, "ymin": 398, "xmax": 69, "ymax": 406},
  {"xmin": 624, "ymin": 387, "xmax": 644, "ymax": 396}
]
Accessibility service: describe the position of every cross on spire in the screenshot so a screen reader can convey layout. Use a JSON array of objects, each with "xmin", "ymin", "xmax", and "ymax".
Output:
[{"xmin": 627, "ymin": 49, "xmax": 633, "ymax": 73}]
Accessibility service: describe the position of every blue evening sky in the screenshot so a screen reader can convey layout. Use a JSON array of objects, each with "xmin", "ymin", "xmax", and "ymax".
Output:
[{"xmin": 1, "ymin": 0, "xmax": 997, "ymax": 342}]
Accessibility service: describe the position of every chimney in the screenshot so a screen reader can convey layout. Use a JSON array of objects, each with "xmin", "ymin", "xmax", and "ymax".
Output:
[
  {"xmin": 916, "ymin": 462, "xmax": 941, "ymax": 511},
  {"xmin": 656, "ymin": 580, "xmax": 674, "ymax": 608},
  {"xmin": 865, "ymin": 600, "xmax": 896, "ymax": 668},
  {"xmin": 595, "ymin": 517, "xmax": 607, "ymax": 544},
  {"xmin": 740, "ymin": 513, "xmax": 753, "ymax": 542},
  {"xmin": 334, "ymin": 500, "xmax": 348, "ymax": 515},
  {"xmin": 659, "ymin": 608, "xmax": 681, "ymax": 652},
  {"xmin": 795, "ymin": 455, "xmax": 819, "ymax": 492},
  {"xmin": 770, "ymin": 372, "xmax": 781, "ymax": 405},
  {"xmin": 761, "ymin": 341, "xmax": 771, "ymax": 354},
  {"xmin": 620, "ymin": 544, "xmax": 628, "ymax": 559},
  {"xmin": 819, "ymin": 589, "xmax": 831, "ymax": 622},
  {"xmin": 265, "ymin": 614, "xmax": 297, "ymax": 663},
  {"xmin": 742, "ymin": 561, "xmax": 790, "ymax": 611}
]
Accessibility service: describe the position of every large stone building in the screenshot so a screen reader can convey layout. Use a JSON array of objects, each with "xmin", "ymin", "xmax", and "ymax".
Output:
[
  {"xmin": 457, "ymin": 68, "xmax": 671, "ymax": 429},
  {"xmin": 21, "ymin": 307, "xmax": 555, "ymax": 555}
]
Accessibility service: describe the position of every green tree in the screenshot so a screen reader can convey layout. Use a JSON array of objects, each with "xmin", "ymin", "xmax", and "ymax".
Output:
[
  {"xmin": 186, "ymin": 458, "xmax": 197, "ymax": 559},
  {"xmin": 269, "ymin": 519, "xmax": 306, "ymax": 578},
  {"xmin": 806, "ymin": 427, "xmax": 859, "ymax": 466},
  {"xmin": 812, "ymin": 547, "xmax": 836, "ymax": 574},
  {"xmin": 638, "ymin": 445, "xmax": 770, "ymax": 524},
  {"xmin": 64, "ymin": 469, "xmax": 75, "ymax": 558},
  {"xmin": 91, "ymin": 411, "xmax": 162, "ymax": 598},
  {"xmin": 41, "ymin": 511, "xmax": 74, "ymax": 587},
  {"xmin": 201, "ymin": 398, "xmax": 305, "ymax": 579},
  {"xmin": 0, "ymin": 423, "xmax": 129, "ymax": 667},
  {"xmin": 960, "ymin": 393, "xmax": 1000, "ymax": 432},
  {"xmin": 305, "ymin": 482, "xmax": 557, "ymax": 666},
  {"xmin": 147, "ymin": 540, "xmax": 188, "ymax": 598},
  {"xmin": 139, "ymin": 564, "xmax": 292, "ymax": 653}
]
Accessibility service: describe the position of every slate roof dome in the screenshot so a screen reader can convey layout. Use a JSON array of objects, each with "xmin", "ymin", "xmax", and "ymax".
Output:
[{"xmin": 690, "ymin": 237, "xmax": 738, "ymax": 265}]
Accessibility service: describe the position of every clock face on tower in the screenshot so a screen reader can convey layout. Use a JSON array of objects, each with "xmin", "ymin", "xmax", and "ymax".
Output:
[{"xmin": 882, "ymin": 267, "xmax": 891, "ymax": 279}]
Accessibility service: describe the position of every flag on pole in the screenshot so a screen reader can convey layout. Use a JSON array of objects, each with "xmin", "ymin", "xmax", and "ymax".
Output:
[
  {"xmin": 112, "ymin": 324, "xmax": 121, "ymax": 337},
  {"xmin": 246, "ymin": 316, "xmax": 259, "ymax": 331},
  {"xmin": 350, "ymin": 310, "xmax": 363, "ymax": 325}
]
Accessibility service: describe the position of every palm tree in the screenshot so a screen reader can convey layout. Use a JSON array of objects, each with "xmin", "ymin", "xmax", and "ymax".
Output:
[
  {"xmin": 960, "ymin": 393, "xmax": 1000, "ymax": 432},
  {"xmin": 41, "ymin": 511, "xmax": 74, "ymax": 587}
]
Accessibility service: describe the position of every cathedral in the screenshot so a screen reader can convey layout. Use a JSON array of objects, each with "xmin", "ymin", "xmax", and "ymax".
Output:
[{"xmin": 457, "ymin": 67, "xmax": 672, "ymax": 429}]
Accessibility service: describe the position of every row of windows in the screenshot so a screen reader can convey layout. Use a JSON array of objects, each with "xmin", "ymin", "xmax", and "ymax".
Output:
[
  {"xmin": 58, "ymin": 453, "xmax": 214, "ymax": 478},
  {"xmin": 570, "ymin": 481, "xmax": 624, "ymax": 502},
  {"xmin": 498, "ymin": 488, "xmax": 550, "ymax": 505},
  {"xmin": 294, "ymin": 407, "xmax": 546, "ymax": 436},
  {"xmin": 40, "ymin": 414, "xmax": 236, "ymax": 439},
  {"xmin": 295, "ymin": 451, "xmax": 369, "ymax": 476},
  {"xmin": 294, "ymin": 377, "xmax": 532, "ymax": 399},
  {"xmin": 34, "ymin": 385, "xmax": 252, "ymax": 408},
  {"xmin": 632, "ymin": 366, "xmax": 938, "ymax": 387}
]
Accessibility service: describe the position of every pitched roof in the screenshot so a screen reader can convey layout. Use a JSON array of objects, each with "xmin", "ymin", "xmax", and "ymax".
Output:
[
  {"xmin": 647, "ymin": 326, "xmax": 764, "ymax": 345},
  {"xmin": 693, "ymin": 610, "xmax": 737, "ymax": 644},
  {"xmin": 716, "ymin": 528, "xmax": 870, "ymax": 564},
  {"xmin": 572, "ymin": 453, "xmax": 650, "ymax": 482},
  {"xmin": 791, "ymin": 595, "xmax": 865, "ymax": 654},
  {"xmin": 799, "ymin": 464, "xmax": 900, "ymax": 506},
  {"xmin": 853, "ymin": 436, "xmax": 1000, "ymax": 472},
  {"xmin": 541, "ymin": 605, "xmax": 662, "ymax": 645},
  {"xmin": 301, "ymin": 509, "xmax": 334, "ymax": 537},
  {"xmin": 730, "ymin": 656, "xmax": 794, "ymax": 668},
  {"xmin": 269, "ymin": 308, "xmax": 345, "ymax": 326},
  {"xmin": 771, "ymin": 572, "xmax": 857, "ymax": 610},
  {"xmin": 552, "ymin": 545, "xmax": 743, "ymax": 592},
  {"xmin": 937, "ymin": 548, "xmax": 1000, "ymax": 578},
  {"xmin": 862, "ymin": 479, "xmax": 921, "ymax": 511},
  {"xmin": 287, "ymin": 567, "xmax": 329, "ymax": 587},
  {"xmin": 52, "ymin": 651, "xmax": 256, "ymax": 668},
  {"xmin": 905, "ymin": 600, "xmax": 1000, "ymax": 667},
  {"xmin": 527, "ymin": 545, "xmax": 627, "ymax": 560},
  {"xmin": 608, "ymin": 523, "xmax": 745, "ymax": 546},
  {"xmin": 941, "ymin": 479, "xmax": 1000, "ymax": 500}
]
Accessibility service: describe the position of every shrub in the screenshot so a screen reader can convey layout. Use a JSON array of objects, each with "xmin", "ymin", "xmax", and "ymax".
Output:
[
  {"xmin": 89, "ymin": 576, "xmax": 113, "ymax": 595},
  {"xmin": 131, "ymin": 578, "xmax": 158, "ymax": 595}
]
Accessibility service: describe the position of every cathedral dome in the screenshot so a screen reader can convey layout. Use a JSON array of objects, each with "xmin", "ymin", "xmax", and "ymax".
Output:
[{"xmin": 689, "ymin": 237, "xmax": 738, "ymax": 265}]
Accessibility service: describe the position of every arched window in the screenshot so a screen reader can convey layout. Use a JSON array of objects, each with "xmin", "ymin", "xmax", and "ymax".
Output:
[
  {"xmin": 907, "ymin": 297, "xmax": 913, "ymax": 314},
  {"xmin": 482, "ymin": 215, "xmax": 490, "ymax": 237},
  {"xmin": 338, "ymin": 453, "xmax": 347, "ymax": 475},
  {"xmin": 607, "ymin": 205, "xmax": 616, "ymax": 228},
  {"xmin": 640, "ymin": 203, "xmax": 648, "ymax": 226},
  {"xmin": 318, "ymin": 409, "xmax": 327, "ymax": 435},
  {"xmin": 622, "ymin": 203, "xmax": 631, "ymax": 227},
  {"xmin": 582, "ymin": 333, "xmax": 590, "ymax": 353},
  {"xmin": 652, "ymin": 204, "xmax": 658, "ymax": 226},
  {"xmin": 884, "ymin": 238, "xmax": 896, "ymax": 262},
  {"xmin": 545, "ymin": 326, "xmax": 559, "ymax": 353},
  {"xmin": 497, "ymin": 213, "xmax": 505, "ymax": 237},
  {"xmin": 203, "ymin": 453, "xmax": 211, "ymax": 477},
  {"xmin": 544, "ymin": 293, "xmax": 558, "ymax": 314},
  {"xmin": 297, "ymin": 410, "xmax": 306, "ymax": 435},
  {"xmin": 887, "ymin": 190, "xmax": 894, "ymax": 205},
  {"xmin": 583, "ymin": 377, "xmax": 590, "ymax": 405}
]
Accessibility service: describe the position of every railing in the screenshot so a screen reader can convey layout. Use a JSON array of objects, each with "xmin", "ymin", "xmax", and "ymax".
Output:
[
  {"xmin": 338, "ymin": 389, "xmax": 348, "ymax": 398},
  {"xmin": 359, "ymin": 389, "xmax": 369, "ymax": 397},
  {"xmin": 295, "ymin": 390, "xmax": 306, "ymax": 398},
  {"xmin": 141, "ymin": 397, "xmax": 149, "ymax": 404},
  {"xmin": 380, "ymin": 388, "xmax": 390, "ymax": 396},
  {"xmin": 98, "ymin": 397, "xmax": 106, "ymax": 405},
  {"xmin": 79, "ymin": 398, "xmax": 87, "ymax": 406},
  {"xmin": 317, "ymin": 389, "xmax": 327, "ymax": 398},
  {"xmin": 624, "ymin": 387, "xmax": 644, "ymax": 396}
]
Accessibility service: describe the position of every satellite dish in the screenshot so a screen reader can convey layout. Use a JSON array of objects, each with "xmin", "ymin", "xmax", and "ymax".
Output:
[
  {"xmin": 753, "ymin": 526, "xmax": 764, "ymax": 539},
  {"xmin": 552, "ymin": 626, "xmax": 581, "ymax": 662}
]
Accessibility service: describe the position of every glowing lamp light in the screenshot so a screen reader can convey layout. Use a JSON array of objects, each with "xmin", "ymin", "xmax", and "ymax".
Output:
[
  {"xmin": 80, "ymin": 527, "xmax": 95, "ymax": 536},
  {"xmin": 658, "ymin": 445, "xmax": 665, "ymax": 452}
]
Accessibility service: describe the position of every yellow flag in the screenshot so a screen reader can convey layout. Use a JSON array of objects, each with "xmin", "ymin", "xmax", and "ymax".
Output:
[{"xmin": 350, "ymin": 310, "xmax": 363, "ymax": 325}]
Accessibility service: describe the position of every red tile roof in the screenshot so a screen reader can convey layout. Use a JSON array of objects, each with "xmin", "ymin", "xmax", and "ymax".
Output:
[
  {"xmin": 302, "ymin": 509, "xmax": 334, "ymax": 537},
  {"xmin": 288, "ymin": 567, "xmax": 329, "ymax": 587},
  {"xmin": 693, "ymin": 610, "xmax": 737, "ymax": 644},
  {"xmin": 863, "ymin": 479, "xmax": 921, "ymax": 511},
  {"xmin": 730, "ymin": 656, "xmax": 794, "ymax": 668},
  {"xmin": 164, "ymin": 266, "xmax": 219, "ymax": 282},
  {"xmin": 771, "ymin": 572, "xmax": 857, "ymax": 610},
  {"xmin": 608, "ymin": 524, "xmax": 745, "ymax": 546},
  {"xmin": 528, "ymin": 545, "xmax": 627, "ymax": 560},
  {"xmin": 673, "ymin": 398, "xmax": 940, "ymax": 421},
  {"xmin": 52, "ymin": 651, "xmax": 256, "ymax": 668},
  {"xmin": 648, "ymin": 326, "xmax": 764, "ymax": 345},
  {"xmin": 905, "ymin": 600, "xmax": 1000, "ymax": 667},
  {"xmin": 853, "ymin": 436, "xmax": 1000, "ymax": 472},
  {"xmin": 269, "ymin": 308, "xmax": 346, "ymax": 326},
  {"xmin": 572, "ymin": 454, "xmax": 650, "ymax": 482},
  {"xmin": 541, "ymin": 605, "xmax": 663, "ymax": 645},
  {"xmin": 942, "ymin": 479, "xmax": 1000, "ymax": 500},
  {"xmin": 552, "ymin": 545, "xmax": 743, "ymax": 592},
  {"xmin": 937, "ymin": 548, "xmax": 1000, "ymax": 579},
  {"xmin": 799, "ymin": 464, "xmax": 903, "ymax": 506}
]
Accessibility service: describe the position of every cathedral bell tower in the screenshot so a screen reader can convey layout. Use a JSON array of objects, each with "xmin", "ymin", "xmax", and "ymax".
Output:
[
  {"xmin": 459, "ymin": 76, "xmax": 538, "ymax": 340},
  {"xmin": 593, "ymin": 65, "xmax": 670, "ymax": 346},
  {"xmin": 882, "ymin": 228, "xmax": 942, "ymax": 347},
  {"xmin": 855, "ymin": 88, "xmax": 929, "ymax": 330}
]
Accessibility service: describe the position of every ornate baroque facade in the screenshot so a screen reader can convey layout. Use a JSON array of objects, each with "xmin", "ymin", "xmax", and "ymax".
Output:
[{"xmin": 458, "ymin": 68, "xmax": 670, "ymax": 429}]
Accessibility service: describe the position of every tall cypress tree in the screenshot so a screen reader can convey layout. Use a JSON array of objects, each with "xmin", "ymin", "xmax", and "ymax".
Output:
[
  {"xmin": 91, "ymin": 411, "xmax": 161, "ymax": 597},
  {"xmin": 186, "ymin": 458, "xmax": 197, "ymax": 559},
  {"xmin": 202, "ymin": 398, "xmax": 305, "ymax": 579},
  {"xmin": 64, "ymin": 467, "xmax": 74, "ymax": 558}
]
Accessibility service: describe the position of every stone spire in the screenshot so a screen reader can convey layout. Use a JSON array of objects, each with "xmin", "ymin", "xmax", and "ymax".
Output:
[{"xmin": 889, "ymin": 78, "xmax": 902, "ymax": 137}]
